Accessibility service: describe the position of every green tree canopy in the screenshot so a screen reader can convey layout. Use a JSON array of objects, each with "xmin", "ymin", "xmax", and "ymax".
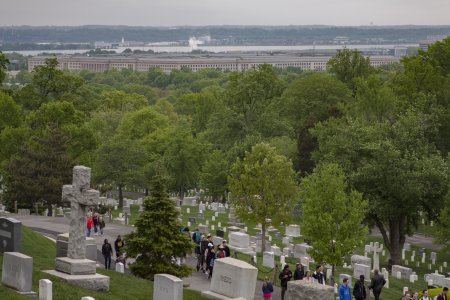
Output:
[
  {"xmin": 300, "ymin": 163, "xmax": 368, "ymax": 283},
  {"xmin": 199, "ymin": 150, "xmax": 229, "ymax": 202},
  {"xmin": 229, "ymin": 142, "xmax": 299, "ymax": 253}
]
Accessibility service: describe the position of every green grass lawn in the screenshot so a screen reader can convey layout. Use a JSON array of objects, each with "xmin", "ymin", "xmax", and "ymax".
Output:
[{"xmin": 0, "ymin": 227, "xmax": 208, "ymax": 300}]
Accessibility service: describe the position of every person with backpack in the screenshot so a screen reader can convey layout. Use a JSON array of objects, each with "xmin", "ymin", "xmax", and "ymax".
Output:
[
  {"xmin": 279, "ymin": 264, "xmax": 292, "ymax": 300},
  {"xmin": 101, "ymin": 239, "xmax": 113, "ymax": 269},
  {"xmin": 192, "ymin": 228, "xmax": 201, "ymax": 244},
  {"xmin": 353, "ymin": 274, "xmax": 367, "ymax": 300},
  {"xmin": 114, "ymin": 235, "xmax": 125, "ymax": 258},
  {"xmin": 262, "ymin": 276, "xmax": 274, "ymax": 300},
  {"xmin": 199, "ymin": 235, "xmax": 209, "ymax": 273}
]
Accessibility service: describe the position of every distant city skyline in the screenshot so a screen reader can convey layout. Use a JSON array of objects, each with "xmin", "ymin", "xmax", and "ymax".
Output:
[{"xmin": 2, "ymin": 0, "xmax": 449, "ymax": 27}]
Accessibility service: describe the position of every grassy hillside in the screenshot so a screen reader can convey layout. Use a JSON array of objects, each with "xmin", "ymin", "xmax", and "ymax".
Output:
[{"xmin": 0, "ymin": 226, "xmax": 208, "ymax": 300}]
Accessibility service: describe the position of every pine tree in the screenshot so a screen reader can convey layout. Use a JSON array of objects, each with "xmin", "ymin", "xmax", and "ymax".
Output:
[{"xmin": 125, "ymin": 175, "xmax": 193, "ymax": 279}]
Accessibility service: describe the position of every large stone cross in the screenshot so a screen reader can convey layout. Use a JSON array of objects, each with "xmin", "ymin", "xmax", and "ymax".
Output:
[
  {"xmin": 62, "ymin": 166, "xmax": 100, "ymax": 259},
  {"xmin": 371, "ymin": 242, "xmax": 383, "ymax": 271}
]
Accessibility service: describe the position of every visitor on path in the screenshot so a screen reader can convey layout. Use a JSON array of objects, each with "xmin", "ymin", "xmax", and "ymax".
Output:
[
  {"xmin": 222, "ymin": 240, "xmax": 230, "ymax": 257},
  {"xmin": 313, "ymin": 265, "xmax": 326, "ymax": 285},
  {"xmin": 217, "ymin": 245, "xmax": 226, "ymax": 259},
  {"xmin": 339, "ymin": 277, "xmax": 352, "ymax": 300},
  {"xmin": 99, "ymin": 216, "xmax": 105, "ymax": 235},
  {"xmin": 262, "ymin": 276, "xmax": 274, "ymax": 300},
  {"xmin": 86, "ymin": 216, "xmax": 94, "ymax": 237},
  {"xmin": 303, "ymin": 270, "xmax": 313, "ymax": 283},
  {"xmin": 93, "ymin": 213, "xmax": 99, "ymax": 235},
  {"xmin": 402, "ymin": 291, "xmax": 412, "ymax": 300},
  {"xmin": 207, "ymin": 248, "xmax": 216, "ymax": 279},
  {"xmin": 192, "ymin": 228, "xmax": 201, "ymax": 245},
  {"xmin": 279, "ymin": 264, "xmax": 292, "ymax": 300},
  {"xmin": 114, "ymin": 235, "xmax": 125, "ymax": 257},
  {"xmin": 102, "ymin": 239, "xmax": 113, "ymax": 269},
  {"xmin": 293, "ymin": 263, "xmax": 305, "ymax": 280},
  {"xmin": 412, "ymin": 291, "xmax": 419, "ymax": 300},
  {"xmin": 353, "ymin": 275, "xmax": 367, "ymax": 300},
  {"xmin": 369, "ymin": 269, "xmax": 386, "ymax": 300},
  {"xmin": 199, "ymin": 235, "xmax": 208, "ymax": 272},
  {"xmin": 437, "ymin": 287, "xmax": 448, "ymax": 300},
  {"xmin": 205, "ymin": 242, "xmax": 214, "ymax": 273},
  {"xmin": 420, "ymin": 289, "xmax": 431, "ymax": 300}
]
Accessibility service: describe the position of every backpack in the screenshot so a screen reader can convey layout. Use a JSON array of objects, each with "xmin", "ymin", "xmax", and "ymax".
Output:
[{"xmin": 193, "ymin": 232, "xmax": 201, "ymax": 244}]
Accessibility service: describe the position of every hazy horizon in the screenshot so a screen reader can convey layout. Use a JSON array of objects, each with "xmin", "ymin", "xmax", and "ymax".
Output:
[{"xmin": 2, "ymin": 0, "xmax": 449, "ymax": 27}]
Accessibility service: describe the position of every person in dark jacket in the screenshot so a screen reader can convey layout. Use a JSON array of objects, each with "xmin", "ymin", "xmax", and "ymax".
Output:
[
  {"xmin": 262, "ymin": 276, "xmax": 274, "ymax": 300},
  {"xmin": 101, "ymin": 239, "xmax": 113, "ymax": 269},
  {"xmin": 369, "ymin": 269, "xmax": 386, "ymax": 300},
  {"xmin": 199, "ymin": 235, "xmax": 209, "ymax": 272},
  {"xmin": 353, "ymin": 274, "xmax": 367, "ymax": 300},
  {"xmin": 279, "ymin": 264, "xmax": 292, "ymax": 300},
  {"xmin": 207, "ymin": 248, "xmax": 216, "ymax": 279},
  {"xmin": 293, "ymin": 263, "xmax": 305, "ymax": 280},
  {"xmin": 313, "ymin": 265, "xmax": 326, "ymax": 285},
  {"xmin": 437, "ymin": 287, "xmax": 448, "ymax": 300},
  {"xmin": 222, "ymin": 240, "xmax": 231, "ymax": 257}
]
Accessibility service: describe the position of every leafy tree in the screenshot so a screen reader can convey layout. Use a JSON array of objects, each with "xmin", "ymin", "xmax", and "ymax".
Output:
[
  {"xmin": 279, "ymin": 73, "xmax": 351, "ymax": 174},
  {"xmin": 312, "ymin": 110, "xmax": 449, "ymax": 265},
  {"xmin": 94, "ymin": 136, "xmax": 147, "ymax": 208},
  {"xmin": 164, "ymin": 120, "xmax": 203, "ymax": 198},
  {"xmin": 199, "ymin": 150, "xmax": 229, "ymax": 202},
  {"xmin": 4, "ymin": 128, "xmax": 72, "ymax": 215},
  {"xmin": 125, "ymin": 175, "xmax": 192, "ymax": 279},
  {"xmin": 0, "ymin": 91, "xmax": 22, "ymax": 130},
  {"xmin": 229, "ymin": 143, "xmax": 299, "ymax": 253},
  {"xmin": 435, "ymin": 186, "xmax": 450, "ymax": 250},
  {"xmin": 0, "ymin": 51, "xmax": 10, "ymax": 84},
  {"xmin": 328, "ymin": 49, "xmax": 375, "ymax": 96},
  {"xmin": 300, "ymin": 163, "xmax": 368, "ymax": 284}
]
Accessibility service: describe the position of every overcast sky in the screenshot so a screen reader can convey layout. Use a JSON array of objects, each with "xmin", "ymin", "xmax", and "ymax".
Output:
[{"xmin": 2, "ymin": 0, "xmax": 449, "ymax": 26}]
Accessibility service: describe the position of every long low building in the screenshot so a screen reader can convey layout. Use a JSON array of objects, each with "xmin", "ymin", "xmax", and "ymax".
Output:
[{"xmin": 28, "ymin": 53, "xmax": 400, "ymax": 73}]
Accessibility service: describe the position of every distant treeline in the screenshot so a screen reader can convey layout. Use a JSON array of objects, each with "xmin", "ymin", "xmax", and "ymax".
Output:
[
  {"xmin": 0, "ymin": 43, "xmax": 91, "ymax": 51},
  {"xmin": 1, "ymin": 25, "xmax": 450, "ymax": 44}
]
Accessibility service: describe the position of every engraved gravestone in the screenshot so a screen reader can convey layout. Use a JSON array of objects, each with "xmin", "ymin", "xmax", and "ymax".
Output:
[
  {"xmin": 0, "ymin": 217, "xmax": 22, "ymax": 253},
  {"xmin": 1, "ymin": 252, "xmax": 36, "ymax": 296},
  {"xmin": 153, "ymin": 274, "xmax": 183, "ymax": 300}
]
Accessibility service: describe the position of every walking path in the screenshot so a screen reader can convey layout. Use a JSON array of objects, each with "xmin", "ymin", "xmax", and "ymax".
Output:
[{"xmin": 12, "ymin": 214, "xmax": 281, "ymax": 298}]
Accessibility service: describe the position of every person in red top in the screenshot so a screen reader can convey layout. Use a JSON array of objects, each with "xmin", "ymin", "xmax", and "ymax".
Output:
[
  {"xmin": 437, "ymin": 287, "xmax": 448, "ymax": 300},
  {"xmin": 86, "ymin": 216, "xmax": 94, "ymax": 237}
]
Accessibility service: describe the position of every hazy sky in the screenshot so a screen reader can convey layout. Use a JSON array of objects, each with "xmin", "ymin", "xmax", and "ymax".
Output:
[{"xmin": 2, "ymin": 0, "xmax": 449, "ymax": 26}]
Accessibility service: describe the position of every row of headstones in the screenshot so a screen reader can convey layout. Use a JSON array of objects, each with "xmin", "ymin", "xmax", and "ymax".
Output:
[{"xmin": 402, "ymin": 245, "xmax": 439, "ymax": 265}]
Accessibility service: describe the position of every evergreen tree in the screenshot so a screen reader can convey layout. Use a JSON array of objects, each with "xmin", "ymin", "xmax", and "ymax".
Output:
[{"xmin": 125, "ymin": 175, "xmax": 193, "ymax": 279}]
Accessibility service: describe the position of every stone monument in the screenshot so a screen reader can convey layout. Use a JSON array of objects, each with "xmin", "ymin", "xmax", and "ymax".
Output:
[
  {"xmin": 44, "ymin": 166, "xmax": 110, "ymax": 292},
  {"xmin": 286, "ymin": 280, "xmax": 334, "ymax": 300},
  {"xmin": 0, "ymin": 217, "xmax": 22, "ymax": 253},
  {"xmin": 153, "ymin": 274, "xmax": 183, "ymax": 300},
  {"xmin": 1, "ymin": 252, "xmax": 37, "ymax": 296}
]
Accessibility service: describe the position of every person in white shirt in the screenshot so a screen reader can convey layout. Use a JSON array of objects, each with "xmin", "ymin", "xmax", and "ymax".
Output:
[{"xmin": 420, "ymin": 289, "xmax": 431, "ymax": 300}]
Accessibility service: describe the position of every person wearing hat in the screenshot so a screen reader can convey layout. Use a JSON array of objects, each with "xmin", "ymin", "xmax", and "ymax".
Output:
[
  {"xmin": 294, "ymin": 262, "xmax": 305, "ymax": 280},
  {"xmin": 353, "ymin": 274, "xmax": 366, "ymax": 300},
  {"xmin": 279, "ymin": 264, "xmax": 292, "ymax": 300},
  {"xmin": 217, "ymin": 244, "xmax": 226, "ymax": 258},
  {"xmin": 205, "ymin": 242, "xmax": 214, "ymax": 274}
]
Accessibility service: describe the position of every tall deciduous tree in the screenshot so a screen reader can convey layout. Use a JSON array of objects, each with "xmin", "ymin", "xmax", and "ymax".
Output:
[
  {"xmin": 199, "ymin": 150, "xmax": 229, "ymax": 202},
  {"xmin": 229, "ymin": 143, "xmax": 299, "ymax": 253},
  {"xmin": 4, "ymin": 128, "xmax": 72, "ymax": 215},
  {"xmin": 0, "ymin": 51, "xmax": 10, "ymax": 85},
  {"xmin": 328, "ymin": 49, "xmax": 375, "ymax": 96},
  {"xmin": 94, "ymin": 136, "xmax": 146, "ymax": 208},
  {"xmin": 312, "ymin": 110, "xmax": 449, "ymax": 265},
  {"xmin": 125, "ymin": 175, "xmax": 192, "ymax": 279},
  {"xmin": 300, "ymin": 163, "xmax": 368, "ymax": 284}
]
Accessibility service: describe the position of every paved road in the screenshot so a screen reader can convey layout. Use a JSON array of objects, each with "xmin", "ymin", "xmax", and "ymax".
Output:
[{"xmin": 12, "ymin": 214, "xmax": 282, "ymax": 299}]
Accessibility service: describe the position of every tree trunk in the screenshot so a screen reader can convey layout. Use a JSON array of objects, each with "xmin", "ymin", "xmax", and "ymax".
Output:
[
  {"xmin": 330, "ymin": 264, "xmax": 335, "ymax": 286},
  {"xmin": 388, "ymin": 218, "xmax": 404, "ymax": 266},
  {"xmin": 118, "ymin": 185, "xmax": 123, "ymax": 208},
  {"xmin": 145, "ymin": 188, "xmax": 149, "ymax": 196},
  {"xmin": 261, "ymin": 223, "xmax": 266, "ymax": 254},
  {"xmin": 179, "ymin": 185, "xmax": 184, "ymax": 200}
]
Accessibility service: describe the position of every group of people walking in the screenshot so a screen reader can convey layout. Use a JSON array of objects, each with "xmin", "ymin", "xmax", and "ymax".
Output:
[
  {"xmin": 339, "ymin": 271, "xmax": 386, "ymax": 300},
  {"xmin": 192, "ymin": 229, "xmax": 231, "ymax": 279},
  {"xmin": 86, "ymin": 212, "xmax": 106, "ymax": 237}
]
